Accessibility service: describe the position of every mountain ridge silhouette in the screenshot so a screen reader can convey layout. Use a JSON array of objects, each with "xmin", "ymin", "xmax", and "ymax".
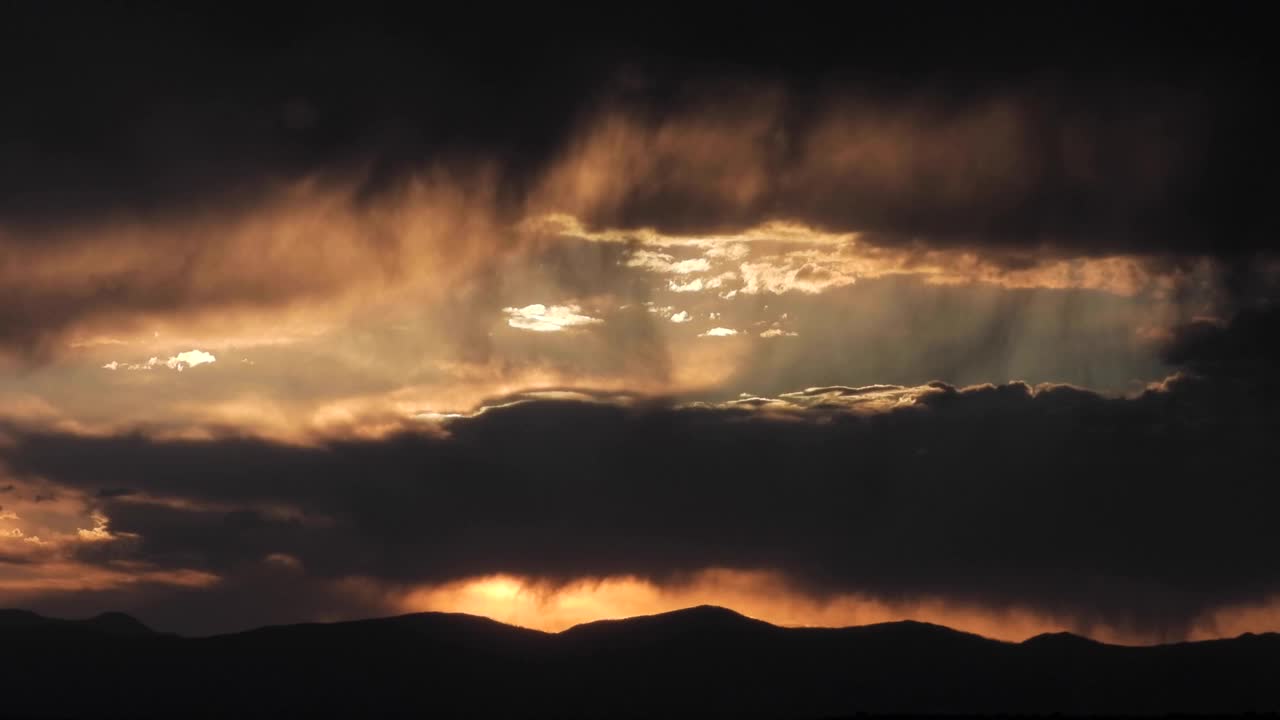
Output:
[{"xmin": 3, "ymin": 604, "xmax": 1278, "ymax": 717}]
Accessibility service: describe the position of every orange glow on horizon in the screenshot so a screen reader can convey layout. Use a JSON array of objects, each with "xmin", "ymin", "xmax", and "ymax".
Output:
[
  {"xmin": 397, "ymin": 570, "xmax": 1163, "ymax": 645},
  {"xmin": 398, "ymin": 570, "xmax": 1280, "ymax": 646}
]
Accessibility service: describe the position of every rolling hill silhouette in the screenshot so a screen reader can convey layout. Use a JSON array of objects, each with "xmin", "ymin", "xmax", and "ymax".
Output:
[
  {"xmin": 2, "ymin": 605, "xmax": 1277, "ymax": 718},
  {"xmin": 0, "ymin": 608, "xmax": 157, "ymax": 635}
]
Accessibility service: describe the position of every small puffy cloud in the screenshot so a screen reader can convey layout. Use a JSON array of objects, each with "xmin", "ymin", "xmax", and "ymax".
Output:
[
  {"xmin": 672, "ymin": 258, "xmax": 713, "ymax": 274},
  {"xmin": 670, "ymin": 311, "xmax": 692, "ymax": 324},
  {"xmin": 101, "ymin": 349, "xmax": 217, "ymax": 372},
  {"xmin": 760, "ymin": 328, "xmax": 799, "ymax": 338},
  {"xmin": 668, "ymin": 277, "xmax": 704, "ymax": 293},
  {"xmin": 166, "ymin": 349, "xmax": 216, "ymax": 371},
  {"xmin": 699, "ymin": 327, "xmax": 740, "ymax": 337},
  {"xmin": 503, "ymin": 304, "xmax": 603, "ymax": 332}
]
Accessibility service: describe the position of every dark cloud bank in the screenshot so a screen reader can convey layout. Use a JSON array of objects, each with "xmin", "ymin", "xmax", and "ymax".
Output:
[
  {"xmin": 3, "ymin": 307, "xmax": 1278, "ymax": 636},
  {"xmin": 1, "ymin": 4, "xmax": 1273, "ymax": 255}
]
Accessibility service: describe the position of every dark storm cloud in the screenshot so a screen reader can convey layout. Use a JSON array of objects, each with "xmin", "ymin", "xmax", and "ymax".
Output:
[
  {"xmin": 3, "ymin": 308, "xmax": 1279, "ymax": 636},
  {"xmin": 0, "ymin": 5, "xmax": 607, "ymax": 228},
  {"xmin": 539, "ymin": 82, "xmax": 1273, "ymax": 258},
  {"xmin": 1, "ymin": 4, "xmax": 1273, "ymax": 255},
  {"xmin": 1163, "ymin": 305, "xmax": 1280, "ymax": 382}
]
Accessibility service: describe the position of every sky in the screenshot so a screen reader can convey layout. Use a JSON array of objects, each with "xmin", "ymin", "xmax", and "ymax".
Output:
[{"xmin": 1, "ymin": 5, "xmax": 1278, "ymax": 643}]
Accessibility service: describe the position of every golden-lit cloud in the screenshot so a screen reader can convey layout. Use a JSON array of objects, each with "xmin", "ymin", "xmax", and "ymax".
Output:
[
  {"xmin": 0, "ymin": 476, "xmax": 216, "ymax": 597},
  {"xmin": 535, "ymin": 214, "xmax": 1220, "ymax": 299},
  {"xmin": 0, "ymin": 169, "xmax": 509, "ymax": 362}
]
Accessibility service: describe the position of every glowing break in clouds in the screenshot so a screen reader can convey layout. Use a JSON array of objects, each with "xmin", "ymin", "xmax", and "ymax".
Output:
[
  {"xmin": 502, "ymin": 304, "xmax": 603, "ymax": 332},
  {"xmin": 101, "ymin": 349, "xmax": 217, "ymax": 372}
]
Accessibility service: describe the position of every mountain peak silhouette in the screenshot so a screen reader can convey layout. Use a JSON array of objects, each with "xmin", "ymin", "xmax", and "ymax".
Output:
[
  {"xmin": 1023, "ymin": 630, "xmax": 1101, "ymax": 645},
  {"xmin": 560, "ymin": 603, "xmax": 773, "ymax": 639},
  {"xmin": 85, "ymin": 611, "xmax": 155, "ymax": 635}
]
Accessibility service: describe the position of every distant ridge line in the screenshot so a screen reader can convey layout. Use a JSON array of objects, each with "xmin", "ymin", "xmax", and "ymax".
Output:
[{"xmin": 6, "ymin": 603, "xmax": 1275, "ymax": 648}]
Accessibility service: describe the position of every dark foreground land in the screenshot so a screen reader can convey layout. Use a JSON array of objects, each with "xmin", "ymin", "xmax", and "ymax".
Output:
[{"xmin": 2, "ymin": 605, "xmax": 1278, "ymax": 718}]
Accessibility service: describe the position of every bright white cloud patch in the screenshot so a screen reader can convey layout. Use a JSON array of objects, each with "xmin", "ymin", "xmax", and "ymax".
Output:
[
  {"xmin": 102, "ymin": 349, "xmax": 217, "ymax": 372},
  {"xmin": 503, "ymin": 304, "xmax": 603, "ymax": 332},
  {"xmin": 166, "ymin": 349, "xmax": 217, "ymax": 371},
  {"xmin": 699, "ymin": 327, "xmax": 740, "ymax": 337},
  {"xmin": 670, "ymin": 311, "xmax": 691, "ymax": 323},
  {"xmin": 760, "ymin": 328, "xmax": 799, "ymax": 338}
]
